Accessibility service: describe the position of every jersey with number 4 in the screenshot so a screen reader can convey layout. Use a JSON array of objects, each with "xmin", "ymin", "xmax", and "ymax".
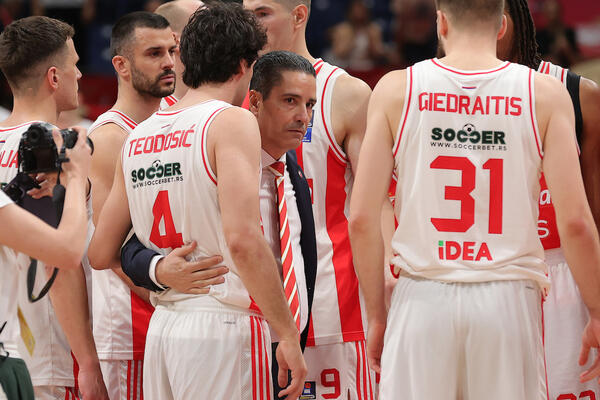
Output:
[
  {"xmin": 122, "ymin": 100, "xmax": 262, "ymax": 310},
  {"xmin": 390, "ymin": 59, "xmax": 548, "ymax": 288}
]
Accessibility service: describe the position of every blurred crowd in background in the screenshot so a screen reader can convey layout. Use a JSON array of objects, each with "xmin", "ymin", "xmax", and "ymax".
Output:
[{"xmin": 0, "ymin": 0, "xmax": 599, "ymax": 123}]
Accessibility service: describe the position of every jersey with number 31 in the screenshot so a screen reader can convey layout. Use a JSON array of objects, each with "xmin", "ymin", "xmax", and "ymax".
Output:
[
  {"xmin": 390, "ymin": 59, "xmax": 548, "ymax": 289},
  {"xmin": 122, "ymin": 100, "xmax": 263, "ymax": 309}
]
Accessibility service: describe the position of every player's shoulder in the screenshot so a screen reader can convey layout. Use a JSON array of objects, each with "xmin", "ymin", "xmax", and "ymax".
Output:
[
  {"xmin": 580, "ymin": 76, "xmax": 600, "ymax": 106},
  {"xmin": 371, "ymin": 69, "xmax": 409, "ymax": 104},
  {"xmin": 210, "ymin": 105, "xmax": 258, "ymax": 137},
  {"xmin": 533, "ymin": 69, "xmax": 572, "ymax": 109},
  {"xmin": 333, "ymin": 73, "xmax": 372, "ymax": 104}
]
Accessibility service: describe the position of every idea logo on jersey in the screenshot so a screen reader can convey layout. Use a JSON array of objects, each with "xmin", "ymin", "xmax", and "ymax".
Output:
[
  {"xmin": 299, "ymin": 381, "xmax": 316, "ymax": 400},
  {"xmin": 437, "ymin": 240, "xmax": 493, "ymax": 261}
]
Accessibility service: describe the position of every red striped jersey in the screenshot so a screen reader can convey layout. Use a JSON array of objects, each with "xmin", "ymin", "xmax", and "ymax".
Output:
[
  {"xmin": 160, "ymin": 95, "xmax": 178, "ymax": 111},
  {"xmin": 390, "ymin": 59, "xmax": 548, "ymax": 288},
  {"xmin": 536, "ymin": 61, "xmax": 572, "ymax": 250},
  {"xmin": 89, "ymin": 110, "xmax": 154, "ymax": 361},
  {"xmin": 122, "ymin": 100, "xmax": 264, "ymax": 311},
  {"xmin": 294, "ymin": 60, "xmax": 367, "ymax": 346}
]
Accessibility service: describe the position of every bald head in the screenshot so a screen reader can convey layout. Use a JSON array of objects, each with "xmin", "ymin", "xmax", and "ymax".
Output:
[{"xmin": 156, "ymin": 0, "xmax": 204, "ymax": 35}]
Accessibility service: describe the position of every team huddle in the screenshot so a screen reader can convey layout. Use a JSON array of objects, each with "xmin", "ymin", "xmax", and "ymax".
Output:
[{"xmin": 0, "ymin": 0, "xmax": 599, "ymax": 399}]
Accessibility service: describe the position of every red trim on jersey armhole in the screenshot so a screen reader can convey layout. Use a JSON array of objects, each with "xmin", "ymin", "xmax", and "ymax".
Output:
[
  {"xmin": 393, "ymin": 66, "xmax": 413, "ymax": 158},
  {"xmin": 431, "ymin": 59, "xmax": 510, "ymax": 75},
  {"xmin": 201, "ymin": 106, "xmax": 228, "ymax": 185},
  {"xmin": 313, "ymin": 59, "xmax": 324, "ymax": 74},
  {"xmin": 545, "ymin": 62, "xmax": 551, "ymax": 74},
  {"xmin": 296, "ymin": 142, "xmax": 304, "ymax": 170},
  {"xmin": 326, "ymin": 148, "xmax": 365, "ymax": 342},
  {"xmin": 560, "ymin": 68, "xmax": 566, "ymax": 84},
  {"xmin": 321, "ymin": 68, "xmax": 348, "ymax": 164},
  {"xmin": 165, "ymin": 96, "xmax": 177, "ymax": 106},
  {"xmin": 110, "ymin": 110, "xmax": 137, "ymax": 130},
  {"xmin": 528, "ymin": 69, "xmax": 543, "ymax": 159}
]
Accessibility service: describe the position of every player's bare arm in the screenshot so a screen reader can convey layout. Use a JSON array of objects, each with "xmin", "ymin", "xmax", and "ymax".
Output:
[
  {"xmin": 349, "ymin": 69, "xmax": 405, "ymax": 372},
  {"xmin": 89, "ymin": 123, "xmax": 151, "ymax": 301},
  {"xmin": 579, "ymin": 77, "xmax": 600, "ymax": 230},
  {"xmin": 88, "ymin": 156, "xmax": 134, "ymax": 271},
  {"xmin": 0, "ymin": 129, "xmax": 90, "ymax": 268},
  {"xmin": 537, "ymin": 72, "xmax": 600, "ymax": 383},
  {"xmin": 48, "ymin": 267, "xmax": 108, "ymax": 400},
  {"xmin": 210, "ymin": 107, "xmax": 307, "ymax": 399}
]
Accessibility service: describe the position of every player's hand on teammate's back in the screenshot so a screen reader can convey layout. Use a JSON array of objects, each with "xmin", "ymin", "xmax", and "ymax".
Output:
[
  {"xmin": 155, "ymin": 240, "xmax": 229, "ymax": 294},
  {"xmin": 579, "ymin": 316, "xmax": 600, "ymax": 382},
  {"xmin": 54, "ymin": 127, "xmax": 92, "ymax": 184},
  {"xmin": 275, "ymin": 338, "xmax": 307, "ymax": 399},
  {"xmin": 366, "ymin": 319, "xmax": 386, "ymax": 373},
  {"xmin": 77, "ymin": 364, "xmax": 109, "ymax": 400}
]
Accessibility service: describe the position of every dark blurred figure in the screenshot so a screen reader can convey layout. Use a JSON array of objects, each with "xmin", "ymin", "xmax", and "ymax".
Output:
[
  {"xmin": 391, "ymin": 1, "xmax": 437, "ymax": 67},
  {"xmin": 536, "ymin": 0, "xmax": 581, "ymax": 67},
  {"xmin": 328, "ymin": 0, "xmax": 387, "ymax": 71}
]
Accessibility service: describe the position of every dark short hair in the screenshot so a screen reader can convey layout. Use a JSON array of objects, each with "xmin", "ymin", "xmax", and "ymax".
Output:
[
  {"xmin": 0, "ymin": 16, "xmax": 74, "ymax": 90},
  {"xmin": 181, "ymin": 2, "xmax": 266, "ymax": 88},
  {"xmin": 110, "ymin": 11, "xmax": 170, "ymax": 58},
  {"xmin": 435, "ymin": 0, "xmax": 504, "ymax": 27},
  {"xmin": 250, "ymin": 51, "xmax": 315, "ymax": 99}
]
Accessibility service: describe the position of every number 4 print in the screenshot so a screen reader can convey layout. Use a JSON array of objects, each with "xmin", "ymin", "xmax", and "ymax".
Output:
[
  {"xmin": 430, "ymin": 156, "xmax": 503, "ymax": 234},
  {"xmin": 149, "ymin": 190, "xmax": 184, "ymax": 249}
]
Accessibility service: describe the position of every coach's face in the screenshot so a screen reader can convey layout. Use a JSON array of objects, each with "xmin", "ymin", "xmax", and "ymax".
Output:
[
  {"xmin": 129, "ymin": 27, "xmax": 177, "ymax": 98},
  {"xmin": 250, "ymin": 70, "xmax": 316, "ymax": 158},
  {"xmin": 244, "ymin": 0, "xmax": 295, "ymax": 53}
]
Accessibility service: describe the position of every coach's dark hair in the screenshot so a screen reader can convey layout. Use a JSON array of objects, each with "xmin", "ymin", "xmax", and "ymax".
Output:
[
  {"xmin": 435, "ymin": 0, "xmax": 504, "ymax": 28},
  {"xmin": 0, "ymin": 16, "xmax": 74, "ymax": 90},
  {"xmin": 110, "ymin": 11, "xmax": 170, "ymax": 58},
  {"xmin": 181, "ymin": 2, "xmax": 267, "ymax": 88},
  {"xmin": 505, "ymin": 0, "xmax": 542, "ymax": 69},
  {"xmin": 250, "ymin": 51, "xmax": 315, "ymax": 99}
]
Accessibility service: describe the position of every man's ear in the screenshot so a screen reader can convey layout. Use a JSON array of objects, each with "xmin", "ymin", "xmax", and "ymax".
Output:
[
  {"xmin": 249, "ymin": 89, "xmax": 262, "ymax": 116},
  {"xmin": 292, "ymin": 4, "xmax": 309, "ymax": 30},
  {"xmin": 112, "ymin": 55, "xmax": 130, "ymax": 79},
  {"xmin": 497, "ymin": 14, "xmax": 508, "ymax": 40},
  {"xmin": 436, "ymin": 10, "xmax": 449, "ymax": 40},
  {"xmin": 46, "ymin": 66, "xmax": 59, "ymax": 90}
]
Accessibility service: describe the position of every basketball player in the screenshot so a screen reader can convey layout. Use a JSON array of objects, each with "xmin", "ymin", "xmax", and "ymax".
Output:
[
  {"xmin": 243, "ymin": 1, "xmax": 382, "ymax": 397},
  {"xmin": 0, "ymin": 129, "xmax": 92, "ymax": 400},
  {"xmin": 497, "ymin": 1, "xmax": 600, "ymax": 398},
  {"xmin": 349, "ymin": 0, "xmax": 600, "ymax": 398},
  {"xmin": 87, "ymin": 11, "xmax": 176, "ymax": 400},
  {"xmin": 0, "ymin": 16, "xmax": 107, "ymax": 400},
  {"xmin": 155, "ymin": 0, "xmax": 204, "ymax": 109},
  {"xmin": 89, "ymin": 3, "xmax": 306, "ymax": 399}
]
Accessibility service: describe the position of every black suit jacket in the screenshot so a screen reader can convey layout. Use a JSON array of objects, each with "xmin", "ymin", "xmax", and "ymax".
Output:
[{"xmin": 120, "ymin": 150, "xmax": 317, "ymax": 350}]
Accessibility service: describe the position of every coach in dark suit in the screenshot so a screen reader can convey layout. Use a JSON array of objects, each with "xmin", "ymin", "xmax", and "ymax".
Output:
[{"xmin": 120, "ymin": 51, "xmax": 318, "ymax": 399}]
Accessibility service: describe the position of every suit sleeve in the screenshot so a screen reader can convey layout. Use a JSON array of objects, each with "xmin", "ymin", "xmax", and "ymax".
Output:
[{"xmin": 120, "ymin": 234, "xmax": 164, "ymax": 292}]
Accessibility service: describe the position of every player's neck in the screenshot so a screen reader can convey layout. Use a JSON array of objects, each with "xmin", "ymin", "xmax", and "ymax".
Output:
[
  {"xmin": 173, "ymin": 82, "xmax": 188, "ymax": 101},
  {"xmin": 0, "ymin": 95, "xmax": 58, "ymax": 127},
  {"xmin": 178, "ymin": 81, "xmax": 242, "ymax": 108},
  {"xmin": 439, "ymin": 31, "xmax": 501, "ymax": 71},
  {"xmin": 290, "ymin": 36, "xmax": 316, "ymax": 65},
  {"xmin": 113, "ymin": 85, "xmax": 162, "ymax": 125}
]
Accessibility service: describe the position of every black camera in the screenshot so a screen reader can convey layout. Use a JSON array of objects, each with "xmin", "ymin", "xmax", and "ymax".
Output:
[{"xmin": 19, "ymin": 122, "xmax": 94, "ymax": 174}]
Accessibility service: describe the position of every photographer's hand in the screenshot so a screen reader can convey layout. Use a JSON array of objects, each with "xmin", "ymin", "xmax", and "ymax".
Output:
[
  {"xmin": 27, "ymin": 172, "xmax": 57, "ymax": 199},
  {"xmin": 54, "ymin": 126, "xmax": 91, "ymax": 185}
]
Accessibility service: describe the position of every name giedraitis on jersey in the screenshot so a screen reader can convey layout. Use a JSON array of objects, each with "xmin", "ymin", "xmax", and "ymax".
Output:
[
  {"xmin": 130, "ymin": 160, "xmax": 183, "ymax": 189},
  {"xmin": 430, "ymin": 123, "xmax": 508, "ymax": 152}
]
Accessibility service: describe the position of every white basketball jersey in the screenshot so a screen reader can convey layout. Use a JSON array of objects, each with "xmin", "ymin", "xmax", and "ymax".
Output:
[
  {"xmin": 391, "ymin": 59, "xmax": 548, "ymax": 288},
  {"xmin": 89, "ymin": 109, "xmax": 154, "ymax": 361},
  {"xmin": 0, "ymin": 122, "xmax": 92, "ymax": 384},
  {"xmin": 294, "ymin": 60, "xmax": 366, "ymax": 346},
  {"xmin": 122, "ymin": 100, "xmax": 262, "ymax": 311},
  {"xmin": 159, "ymin": 95, "xmax": 178, "ymax": 111},
  {"xmin": 0, "ymin": 191, "xmax": 27, "ymax": 361}
]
